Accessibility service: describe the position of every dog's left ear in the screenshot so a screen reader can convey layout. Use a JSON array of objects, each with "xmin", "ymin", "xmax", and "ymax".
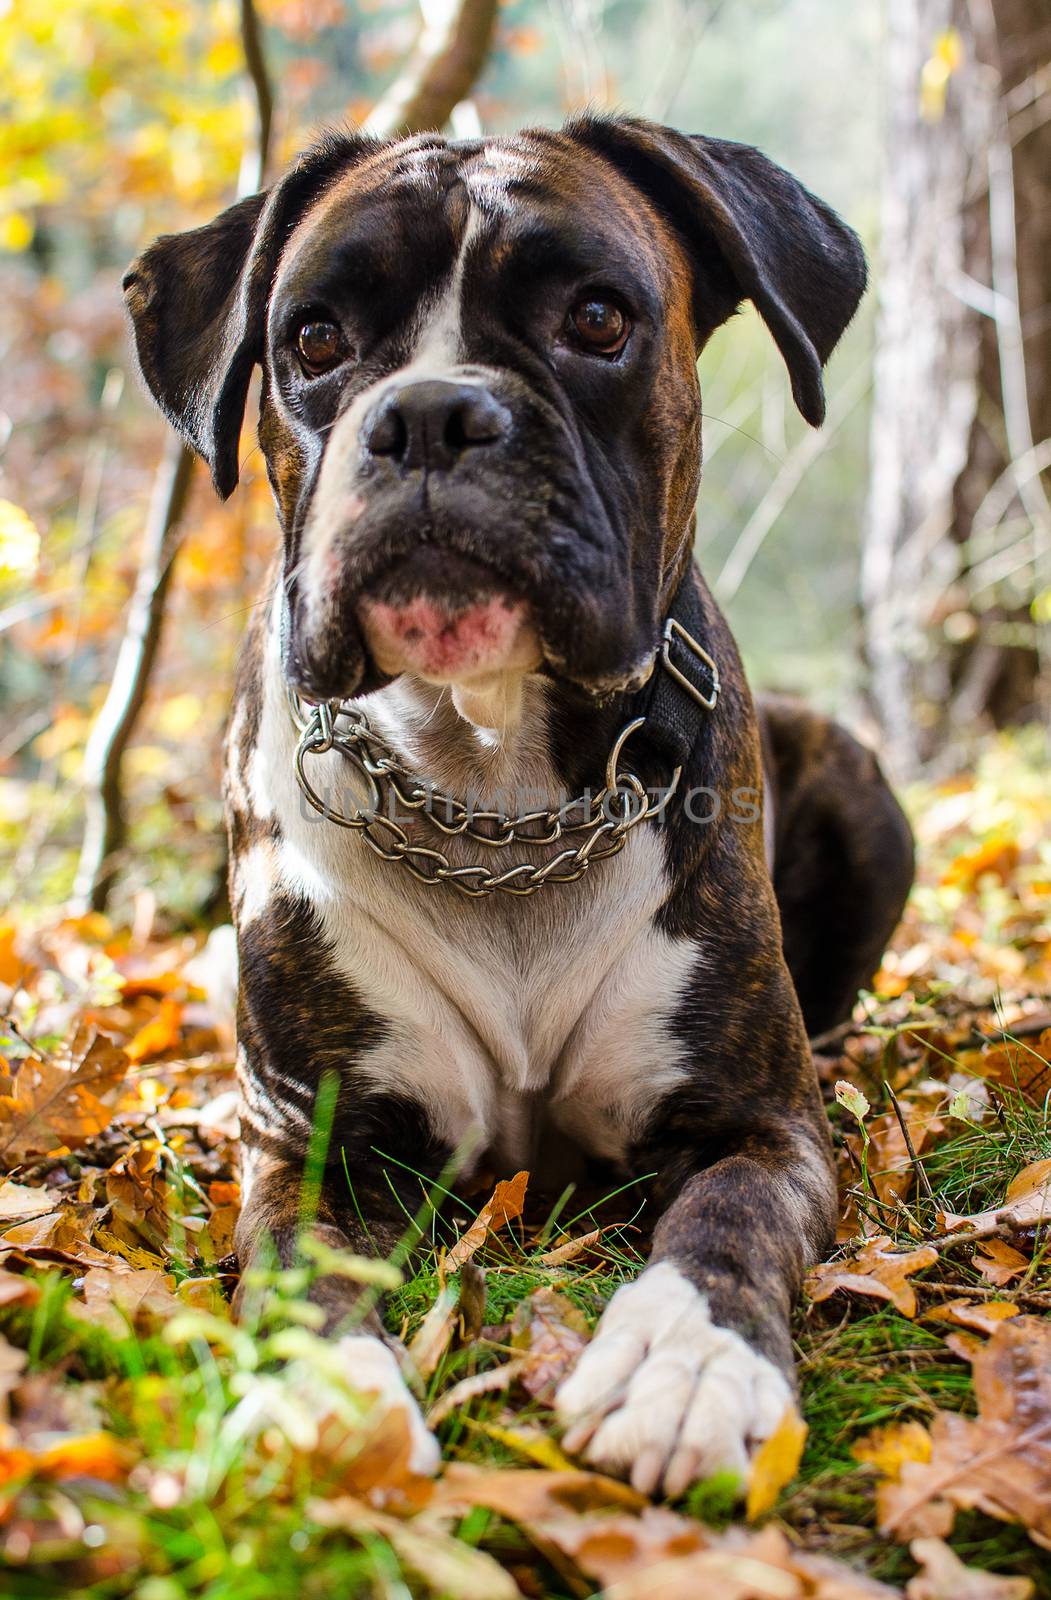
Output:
[
  {"xmin": 123, "ymin": 134, "xmax": 376, "ymax": 497},
  {"xmin": 567, "ymin": 116, "xmax": 866, "ymax": 426}
]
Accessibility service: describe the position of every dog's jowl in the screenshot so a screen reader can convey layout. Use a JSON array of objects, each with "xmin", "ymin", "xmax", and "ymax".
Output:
[{"xmin": 124, "ymin": 118, "xmax": 914, "ymax": 1494}]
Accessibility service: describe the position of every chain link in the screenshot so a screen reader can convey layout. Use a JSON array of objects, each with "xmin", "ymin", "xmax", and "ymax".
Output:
[{"xmin": 289, "ymin": 692, "xmax": 679, "ymax": 898}]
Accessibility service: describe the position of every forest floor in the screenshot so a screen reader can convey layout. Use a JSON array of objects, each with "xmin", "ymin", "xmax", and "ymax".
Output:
[{"xmin": 0, "ymin": 728, "xmax": 1048, "ymax": 1600}]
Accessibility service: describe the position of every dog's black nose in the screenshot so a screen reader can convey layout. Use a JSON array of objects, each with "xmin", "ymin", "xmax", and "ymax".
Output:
[{"xmin": 361, "ymin": 380, "xmax": 508, "ymax": 471}]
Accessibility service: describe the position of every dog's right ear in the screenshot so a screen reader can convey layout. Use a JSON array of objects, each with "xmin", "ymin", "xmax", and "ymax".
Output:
[{"xmin": 123, "ymin": 134, "xmax": 375, "ymax": 498}]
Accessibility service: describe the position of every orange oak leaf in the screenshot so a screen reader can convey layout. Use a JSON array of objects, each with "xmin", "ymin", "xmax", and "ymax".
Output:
[
  {"xmin": 938, "ymin": 1159, "xmax": 1051, "ymax": 1235},
  {"xmin": 925, "ymin": 1299, "xmax": 1019, "ymax": 1337},
  {"xmin": 0, "ymin": 1205, "xmax": 119, "ymax": 1271},
  {"xmin": 0, "ymin": 1033, "xmax": 129, "ymax": 1163},
  {"xmin": 878, "ymin": 1316, "xmax": 1051, "ymax": 1550},
  {"xmin": 444, "ymin": 1170, "xmax": 528, "ymax": 1272},
  {"xmin": 974, "ymin": 1239, "xmax": 1030, "ymax": 1288},
  {"xmin": 805, "ymin": 1236, "xmax": 938, "ymax": 1317},
  {"xmin": 906, "ymin": 1536, "xmax": 1034, "ymax": 1599}
]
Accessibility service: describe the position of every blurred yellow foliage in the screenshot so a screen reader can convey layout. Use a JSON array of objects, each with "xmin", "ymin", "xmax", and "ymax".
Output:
[
  {"xmin": 920, "ymin": 27, "xmax": 964, "ymax": 123},
  {"xmin": 0, "ymin": 0, "xmax": 247, "ymax": 236},
  {"xmin": 0, "ymin": 501, "xmax": 40, "ymax": 577}
]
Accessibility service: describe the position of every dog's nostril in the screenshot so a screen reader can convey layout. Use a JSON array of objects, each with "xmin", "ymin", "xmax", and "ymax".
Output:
[
  {"xmin": 363, "ymin": 403, "xmax": 407, "ymax": 457},
  {"xmin": 445, "ymin": 391, "xmax": 507, "ymax": 451}
]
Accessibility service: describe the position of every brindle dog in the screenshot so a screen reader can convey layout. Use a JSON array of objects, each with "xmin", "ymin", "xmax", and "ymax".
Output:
[{"xmin": 124, "ymin": 117, "xmax": 913, "ymax": 1495}]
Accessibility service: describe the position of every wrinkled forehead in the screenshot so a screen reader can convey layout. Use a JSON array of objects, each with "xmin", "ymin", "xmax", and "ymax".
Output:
[{"xmin": 272, "ymin": 131, "xmax": 680, "ymax": 308}]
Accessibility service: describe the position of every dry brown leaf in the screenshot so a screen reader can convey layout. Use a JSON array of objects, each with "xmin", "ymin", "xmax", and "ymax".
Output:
[
  {"xmin": 407, "ymin": 1284, "xmax": 460, "ymax": 1381},
  {"xmin": 520, "ymin": 1504, "xmax": 708, "ymax": 1590},
  {"xmin": 444, "ymin": 1170, "xmax": 528, "ymax": 1272},
  {"xmin": 329, "ymin": 1406, "xmax": 419, "ymax": 1497},
  {"xmin": 944, "ymin": 1330, "xmax": 985, "ymax": 1364},
  {"xmin": 878, "ymin": 1316, "xmax": 1051, "ymax": 1550},
  {"xmin": 906, "ymin": 1537, "xmax": 1034, "ymax": 1599},
  {"xmin": 0, "ymin": 1269, "xmax": 40, "ymax": 1310},
  {"xmin": 974, "ymin": 1030, "xmax": 1051, "ymax": 1108},
  {"xmin": 600, "ymin": 1524, "xmax": 900, "ymax": 1600},
  {"xmin": 106, "ymin": 1141, "xmax": 170, "ymax": 1246},
  {"xmin": 0, "ymin": 1034, "xmax": 129, "ymax": 1163},
  {"xmin": 311, "ymin": 1493, "xmax": 520, "ymax": 1600},
  {"xmin": 539, "ymin": 1227, "xmax": 603, "ymax": 1266},
  {"xmin": 938, "ymin": 1159, "xmax": 1051, "ymax": 1235},
  {"xmin": 865, "ymin": 1106, "xmax": 943, "ymax": 1207},
  {"xmin": 204, "ymin": 1203, "xmax": 238, "ymax": 1260},
  {"xmin": 426, "ymin": 1358, "xmax": 531, "ymax": 1427},
  {"xmin": 925, "ymin": 1299, "xmax": 1019, "ymax": 1336},
  {"xmin": 512, "ymin": 1286, "xmax": 589, "ymax": 1403},
  {"xmin": 430, "ymin": 1462, "xmax": 646, "ymax": 1524},
  {"xmin": 0, "ymin": 923, "xmax": 28, "ymax": 987},
  {"xmin": 34, "ymin": 1431, "xmax": 133, "ymax": 1483},
  {"xmin": 0, "ymin": 1205, "xmax": 118, "ymax": 1271},
  {"xmin": 974, "ymin": 1239, "xmax": 1030, "ymax": 1287},
  {"xmin": 0, "ymin": 1181, "xmax": 59, "ymax": 1224},
  {"xmin": 942, "ymin": 836, "xmax": 1019, "ymax": 891},
  {"xmin": 71, "ymin": 1266, "xmax": 180, "ymax": 1335},
  {"xmin": 746, "ymin": 1405, "xmax": 808, "ymax": 1520},
  {"xmin": 456, "ymin": 1259, "xmax": 487, "ymax": 1343},
  {"xmin": 805, "ymin": 1237, "xmax": 938, "ymax": 1318}
]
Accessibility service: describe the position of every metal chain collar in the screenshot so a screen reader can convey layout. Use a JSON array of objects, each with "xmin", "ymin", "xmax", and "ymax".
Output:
[{"xmin": 289, "ymin": 692, "xmax": 681, "ymax": 898}]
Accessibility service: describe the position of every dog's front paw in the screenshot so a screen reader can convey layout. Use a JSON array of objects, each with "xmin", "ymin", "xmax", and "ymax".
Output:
[
  {"xmin": 338, "ymin": 1334, "xmax": 441, "ymax": 1476},
  {"xmin": 554, "ymin": 1262, "xmax": 791, "ymax": 1498}
]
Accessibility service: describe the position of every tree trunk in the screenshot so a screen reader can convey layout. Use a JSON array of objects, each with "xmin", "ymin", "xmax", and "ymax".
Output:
[{"xmin": 862, "ymin": 0, "xmax": 1051, "ymax": 773}]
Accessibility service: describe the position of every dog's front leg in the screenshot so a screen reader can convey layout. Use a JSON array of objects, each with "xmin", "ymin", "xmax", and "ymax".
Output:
[
  {"xmin": 233, "ymin": 1147, "xmax": 441, "ymax": 1474},
  {"xmin": 556, "ymin": 1083, "xmax": 835, "ymax": 1497}
]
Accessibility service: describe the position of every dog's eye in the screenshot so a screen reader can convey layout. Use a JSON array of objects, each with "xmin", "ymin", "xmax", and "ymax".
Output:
[
  {"xmin": 568, "ymin": 297, "xmax": 630, "ymax": 356},
  {"xmin": 295, "ymin": 319, "xmax": 342, "ymax": 376}
]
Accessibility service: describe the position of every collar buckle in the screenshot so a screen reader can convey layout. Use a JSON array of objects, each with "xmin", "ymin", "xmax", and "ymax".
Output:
[{"xmin": 660, "ymin": 616, "xmax": 720, "ymax": 712}]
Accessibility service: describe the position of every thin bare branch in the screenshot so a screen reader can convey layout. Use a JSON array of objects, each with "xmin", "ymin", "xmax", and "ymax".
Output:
[
  {"xmin": 73, "ymin": 0, "xmax": 275, "ymax": 912},
  {"xmin": 238, "ymin": 0, "xmax": 275, "ymax": 197},
  {"xmin": 363, "ymin": 0, "xmax": 500, "ymax": 139}
]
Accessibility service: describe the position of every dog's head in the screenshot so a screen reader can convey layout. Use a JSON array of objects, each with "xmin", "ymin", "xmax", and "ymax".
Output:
[{"xmin": 124, "ymin": 117, "xmax": 864, "ymax": 706}]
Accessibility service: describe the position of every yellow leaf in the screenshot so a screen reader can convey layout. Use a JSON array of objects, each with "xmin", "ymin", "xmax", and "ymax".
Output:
[
  {"xmin": 746, "ymin": 1404, "xmax": 807, "ymax": 1520},
  {"xmin": 920, "ymin": 28, "xmax": 964, "ymax": 123},
  {"xmin": 853, "ymin": 1420, "xmax": 933, "ymax": 1480},
  {"xmin": 0, "ymin": 500, "xmax": 40, "ymax": 577},
  {"xmin": 464, "ymin": 1417, "xmax": 575, "ymax": 1470},
  {"xmin": 0, "ymin": 212, "xmax": 33, "ymax": 253}
]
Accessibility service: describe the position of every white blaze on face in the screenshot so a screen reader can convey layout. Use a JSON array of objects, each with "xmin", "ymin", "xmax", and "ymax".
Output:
[
  {"xmin": 296, "ymin": 187, "xmax": 542, "ymax": 732},
  {"xmin": 299, "ymin": 200, "xmax": 480, "ymax": 612}
]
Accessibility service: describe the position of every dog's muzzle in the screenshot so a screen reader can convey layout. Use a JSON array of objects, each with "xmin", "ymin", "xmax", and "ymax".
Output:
[{"xmin": 288, "ymin": 567, "xmax": 722, "ymax": 900}]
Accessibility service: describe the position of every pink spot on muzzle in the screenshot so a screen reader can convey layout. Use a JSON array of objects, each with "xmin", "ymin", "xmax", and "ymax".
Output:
[{"xmin": 361, "ymin": 594, "xmax": 529, "ymax": 678}]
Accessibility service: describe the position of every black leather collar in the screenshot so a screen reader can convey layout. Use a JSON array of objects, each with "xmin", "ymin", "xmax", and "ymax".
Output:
[{"xmin": 632, "ymin": 563, "xmax": 720, "ymax": 772}]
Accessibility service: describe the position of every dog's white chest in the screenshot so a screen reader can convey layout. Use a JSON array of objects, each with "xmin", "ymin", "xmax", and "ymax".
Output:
[{"xmin": 230, "ymin": 645, "xmax": 698, "ymax": 1174}]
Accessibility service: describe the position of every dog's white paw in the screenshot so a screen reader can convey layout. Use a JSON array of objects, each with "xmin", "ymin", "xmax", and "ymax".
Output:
[
  {"xmin": 338, "ymin": 1334, "xmax": 441, "ymax": 1476},
  {"xmin": 554, "ymin": 1261, "xmax": 791, "ymax": 1498}
]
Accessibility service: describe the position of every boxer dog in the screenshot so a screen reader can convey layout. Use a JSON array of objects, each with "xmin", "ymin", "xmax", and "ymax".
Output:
[{"xmin": 123, "ymin": 116, "xmax": 913, "ymax": 1496}]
